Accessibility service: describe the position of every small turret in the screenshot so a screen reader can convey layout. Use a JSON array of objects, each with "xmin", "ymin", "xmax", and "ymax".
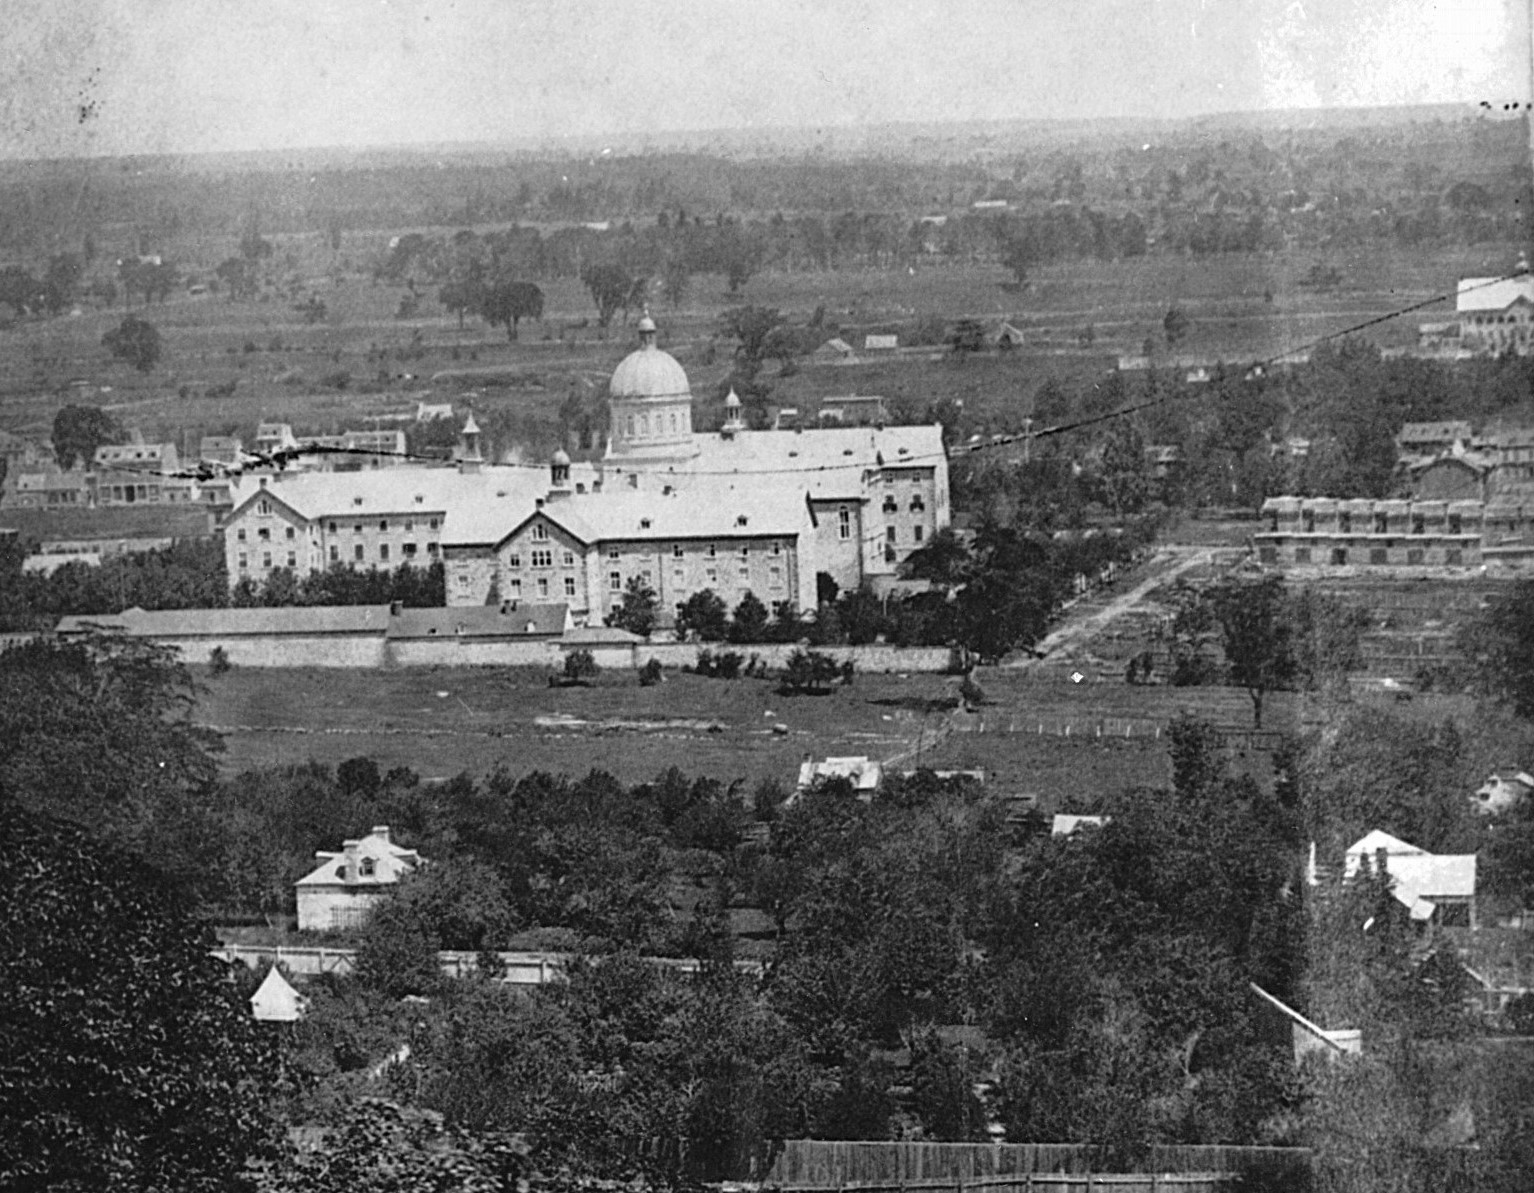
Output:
[
  {"xmin": 549, "ymin": 448, "xmax": 572, "ymax": 499},
  {"xmin": 457, "ymin": 411, "xmax": 483, "ymax": 474},
  {"xmin": 721, "ymin": 387, "xmax": 745, "ymax": 439}
]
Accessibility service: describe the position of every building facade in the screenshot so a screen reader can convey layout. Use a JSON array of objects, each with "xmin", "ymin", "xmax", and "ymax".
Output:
[{"xmin": 223, "ymin": 317, "xmax": 950, "ymax": 625}]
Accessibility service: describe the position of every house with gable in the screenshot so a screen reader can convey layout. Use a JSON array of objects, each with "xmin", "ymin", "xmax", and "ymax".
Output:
[
  {"xmin": 1341, "ymin": 829, "xmax": 1478, "ymax": 928},
  {"xmin": 1456, "ymin": 272, "xmax": 1534, "ymax": 355},
  {"xmin": 296, "ymin": 825, "xmax": 423, "ymax": 932}
]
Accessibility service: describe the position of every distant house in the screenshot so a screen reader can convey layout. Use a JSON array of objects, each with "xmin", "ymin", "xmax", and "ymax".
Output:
[
  {"xmin": 416, "ymin": 401, "xmax": 455, "ymax": 422},
  {"xmin": 1405, "ymin": 453, "xmax": 1493, "ymax": 502},
  {"xmin": 811, "ymin": 337, "xmax": 859, "ymax": 365},
  {"xmin": 295, "ymin": 825, "xmax": 423, "ymax": 932},
  {"xmin": 1340, "ymin": 830, "xmax": 1478, "ymax": 927},
  {"xmin": 818, "ymin": 394, "xmax": 888, "ymax": 426},
  {"xmin": 1397, "ymin": 421, "xmax": 1474, "ymax": 457},
  {"xmin": 863, "ymin": 334, "xmax": 899, "ymax": 353},
  {"xmin": 1052, "ymin": 814, "xmax": 1109, "ymax": 837},
  {"xmin": 199, "ymin": 435, "xmax": 244, "ymax": 465},
  {"xmin": 1473, "ymin": 771, "xmax": 1534, "ymax": 815},
  {"xmin": 1456, "ymin": 273, "xmax": 1534, "ymax": 355},
  {"xmin": 797, "ymin": 755, "xmax": 882, "ymax": 798}
]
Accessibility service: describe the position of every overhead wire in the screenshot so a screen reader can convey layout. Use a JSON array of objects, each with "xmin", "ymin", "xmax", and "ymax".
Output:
[{"xmin": 90, "ymin": 267, "xmax": 1525, "ymax": 486}]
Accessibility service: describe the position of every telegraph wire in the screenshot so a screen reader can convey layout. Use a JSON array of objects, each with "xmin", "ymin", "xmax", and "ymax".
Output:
[{"xmin": 92, "ymin": 268, "xmax": 1526, "ymax": 486}]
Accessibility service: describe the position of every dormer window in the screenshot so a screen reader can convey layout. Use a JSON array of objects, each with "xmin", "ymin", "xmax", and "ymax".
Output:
[
  {"xmin": 353, "ymin": 497, "xmax": 363, "ymax": 507},
  {"xmin": 359, "ymin": 858, "xmax": 376, "ymax": 878},
  {"xmin": 640, "ymin": 518, "xmax": 652, "ymax": 530},
  {"xmin": 415, "ymin": 494, "xmax": 424, "ymax": 504},
  {"xmin": 736, "ymin": 515, "xmax": 749, "ymax": 527}
]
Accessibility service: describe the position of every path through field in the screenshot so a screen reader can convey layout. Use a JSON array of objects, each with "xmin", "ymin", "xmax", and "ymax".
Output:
[{"xmin": 1017, "ymin": 546, "xmax": 1218, "ymax": 666}]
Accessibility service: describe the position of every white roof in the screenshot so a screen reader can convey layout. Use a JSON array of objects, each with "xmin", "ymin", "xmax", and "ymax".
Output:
[
  {"xmin": 1345, "ymin": 830, "xmax": 1428, "ymax": 859},
  {"xmin": 251, "ymin": 967, "xmax": 306, "ymax": 1021},
  {"xmin": 296, "ymin": 827, "xmax": 422, "ymax": 888},
  {"xmin": 798, "ymin": 756, "xmax": 882, "ymax": 791},
  {"xmin": 1457, "ymin": 276, "xmax": 1534, "ymax": 312},
  {"xmin": 1052, "ymin": 814, "xmax": 1109, "ymax": 836}
]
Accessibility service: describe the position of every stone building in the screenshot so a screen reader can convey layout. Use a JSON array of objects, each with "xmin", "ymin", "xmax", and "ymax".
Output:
[
  {"xmin": 295, "ymin": 825, "xmax": 422, "ymax": 932},
  {"xmin": 222, "ymin": 317, "xmax": 950, "ymax": 626}
]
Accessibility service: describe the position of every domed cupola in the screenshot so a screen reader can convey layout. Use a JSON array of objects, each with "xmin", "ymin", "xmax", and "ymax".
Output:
[{"xmin": 604, "ymin": 314, "xmax": 699, "ymax": 463}]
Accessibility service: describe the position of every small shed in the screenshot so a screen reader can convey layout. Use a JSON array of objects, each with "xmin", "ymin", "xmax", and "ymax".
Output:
[{"xmin": 251, "ymin": 966, "xmax": 306, "ymax": 1022}]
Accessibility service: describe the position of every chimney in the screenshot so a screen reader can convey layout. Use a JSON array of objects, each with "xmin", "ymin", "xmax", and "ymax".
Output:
[
  {"xmin": 389, "ymin": 600, "xmax": 402, "ymax": 616},
  {"xmin": 371, "ymin": 826, "xmax": 391, "ymax": 843}
]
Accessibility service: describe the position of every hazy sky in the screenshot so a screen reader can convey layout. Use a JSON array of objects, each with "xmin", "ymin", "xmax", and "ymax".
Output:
[{"xmin": 3, "ymin": 0, "xmax": 1528, "ymax": 158}]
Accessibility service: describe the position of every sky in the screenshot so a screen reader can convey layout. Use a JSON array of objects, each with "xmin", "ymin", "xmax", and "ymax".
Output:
[{"xmin": 1, "ymin": 0, "xmax": 1528, "ymax": 159}]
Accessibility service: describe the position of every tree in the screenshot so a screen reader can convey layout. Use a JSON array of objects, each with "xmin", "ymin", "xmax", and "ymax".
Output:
[
  {"xmin": 1163, "ymin": 304, "xmax": 1191, "ymax": 347},
  {"xmin": 564, "ymin": 649, "xmax": 599, "ymax": 684},
  {"xmin": 606, "ymin": 576, "xmax": 659, "ymax": 638},
  {"xmin": 662, "ymin": 253, "xmax": 691, "ymax": 307},
  {"xmin": 1095, "ymin": 419, "xmax": 1149, "ymax": 517},
  {"xmin": 581, "ymin": 263, "xmax": 634, "ymax": 330},
  {"xmin": 51, "ymin": 403, "xmax": 123, "ymax": 470},
  {"xmin": 780, "ymin": 649, "xmax": 842, "ymax": 695},
  {"xmin": 949, "ymin": 318, "xmax": 986, "ymax": 356},
  {"xmin": 259, "ymin": 1098, "xmax": 530, "ymax": 1193},
  {"xmin": 479, "ymin": 279, "xmax": 544, "ymax": 340},
  {"xmin": 1460, "ymin": 580, "xmax": 1534, "ymax": 719},
  {"xmin": 675, "ymin": 589, "xmax": 729, "ymax": 642},
  {"xmin": 0, "ymin": 799, "xmax": 280, "ymax": 1190},
  {"xmin": 730, "ymin": 591, "xmax": 770, "ymax": 644},
  {"xmin": 1209, "ymin": 576, "xmax": 1296, "ymax": 727},
  {"xmin": 720, "ymin": 305, "xmax": 786, "ymax": 367},
  {"xmin": 102, "ymin": 315, "xmax": 163, "ymax": 371},
  {"xmin": 437, "ymin": 277, "xmax": 485, "ymax": 328}
]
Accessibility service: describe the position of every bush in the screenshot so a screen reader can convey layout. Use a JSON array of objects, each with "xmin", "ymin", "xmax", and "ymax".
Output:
[
  {"xmin": 959, "ymin": 673, "xmax": 986, "ymax": 708},
  {"xmin": 780, "ymin": 649, "xmax": 842, "ymax": 695},
  {"xmin": 638, "ymin": 658, "xmax": 663, "ymax": 687},
  {"xmin": 209, "ymin": 646, "xmax": 230, "ymax": 675},
  {"xmin": 694, "ymin": 648, "xmax": 744, "ymax": 679},
  {"xmin": 564, "ymin": 649, "xmax": 598, "ymax": 684}
]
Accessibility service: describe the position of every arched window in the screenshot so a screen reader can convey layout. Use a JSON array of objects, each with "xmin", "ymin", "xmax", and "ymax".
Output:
[
  {"xmin": 359, "ymin": 858, "xmax": 377, "ymax": 878},
  {"xmin": 640, "ymin": 413, "xmax": 650, "ymax": 435}
]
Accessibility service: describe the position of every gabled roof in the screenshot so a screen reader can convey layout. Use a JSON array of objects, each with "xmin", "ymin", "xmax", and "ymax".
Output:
[
  {"xmin": 296, "ymin": 826, "xmax": 422, "ymax": 888},
  {"xmin": 1345, "ymin": 830, "xmax": 1427, "ymax": 859},
  {"xmin": 251, "ymin": 967, "xmax": 306, "ymax": 1022},
  {"xmin": 387, "ymin": 603, "xmax": 570, "ymax": 640}
]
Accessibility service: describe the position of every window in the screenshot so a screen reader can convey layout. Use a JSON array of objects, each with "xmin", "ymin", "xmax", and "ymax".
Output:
[
  {"xmin": 1302, "ymin": 510, "xmax": 1315, "ymax": 533},
  {"xmin": 404, "ymin": 520, "xmax": 413, "ymax": 532},
  {"xmin": 1448, "ymin": 513, "xmax": 1463, "ymax": 534},
  {"xmin": 286, "ymin": 525, "xmax": 296, "ymax": 540},
  {"xmin": 914, "ymin": 525, "xmax": 924, "ymax": 543},
  {"xmin": 537, "ymin": 577, "xmax": 549, "ymax": 598},
  {"xmin": 771, "ymin": 541, "xmax": 781, "ymax": 556},
  {"xmin": 910, "ymin": 497, "xmax": 925, "ymax": 513},
  {"xmin": 354, "ymin": 523, "xmax": 363, "ymax": 534},
  {"xmin": 706, "ymin": 567, "xmax": 718, "ymax": 586},
  {"xmin": 883, "ymin": 497, "xmax": 898, "ymax": 514},
  {"xmin": 884, "ymin": 475, "xmax": 894, "ymax": 486},
  {"xmin": 427, "ymin": 543, "xmax": 439, "ymax": 556},
  {"xmin": 509, "ymin": 577, "xmax": 522, "ymax": 596},
  {"xmin": 352, "ymin": 497, "xmax": 363, "ymax": 507},
  {"xmin": 238, "ymin": 553, "xmax": 248, "ymax": 570},
  {"xmin": 257, "ymin": 527, "xmax": 270, "ymax": 541},
  {"xmin": 237, "ymin": 528, "xmax": 247, "ymax": 541},
  {"xmin": 257, "ymin": 499, "xmax": 271, "ymax": 515},
  {"xmin": 355, "ymin": 544, "xmax": 365, "ymax": 561},
  {"xmin": 672, "ymin": 543, "xmax": 684, "ymax": 559},
  {"xmin": 673, "ymin": 568, "xmax": 685, "ymax": 586},
  {"xmin": 886, "ymin": 526, "xmax": 897, "ymax": 543},
  {"xmin": 838, "ymin": 509, "xmax": 851, "ymax": 540},
  {"xmin": 1412, "ymin": 513, "xmax": 1425, "ymax": 535},
  {"xmin": 262, "ymin": 552, "xmax": 272, "ymax": 569},
  {"xmin": 706, "ymin": 543, "xmax": 717, "ymax": 558},
  {"xmin": 359, "ymin": 858, "xmax": 376, "ymax": 878},
  {"xmin": 531, "ymin": 548, "xmax": 553, "ymax": 568},
  {"xmin": 640, "ymin": 518, "xmax": 652, "ymax": 530},
  {"xmin": 564, "ymin": 576, "xmax": 577, "ymax": 598},
  {"xmin": 608, "ymin": 546, "xmax": 621, "ymax": 561},
  {"xmin": 769, "ymin": 566, "xmax": 784, "ymax": 588},
  {"xmin": 562, "ymin": 550, "xmax": 575, "ymax": 567},
  {"xmin": 738, "ymin": 564, "xmax": 749, "ymax": 581},
  {"xmin": 379, "ymin": 544, "xmax": 390, "ymax": 562},
  {"xmin": 287, "ymin": 551, "xmax": 297, "ymax": 567},
  {"xmin": 1338, "ymin": 512, "xmax": 1352, "ymax": 534},
  {"xmin": 1373, "ymin": 512, "xmax": 1388, "ymax": 534},
  {"xmin": 508, "ymin": 553, "xmax": 521, "ymax": 569},
  {"xmin": 404, "ymin": 542, "xmax": 417, "ymax": 557},
  {"xmin": 1369, "ymin": 548, "xmax": 1388, "ymax": 564},
  {"xmin": 328, "ymin": 521, "xmax": 337, "ymax": 533},
  {"xmin": 610, "ymin": 571, "xmax": 623, "ymax": 592},
  {"xmin": 532, "ymin": 524, "xmax": 550, "ymax": 542},
  {"xmin": 740, "ymin": 545, "xmax": 750, "ymax": 559},
  {"xmin": 1330, "ymin": 548, "xmax": 1348, "ymax": 566},
  {"xmin": 429, "ymin": 518, "xmax": 439, "ymax": 530}
]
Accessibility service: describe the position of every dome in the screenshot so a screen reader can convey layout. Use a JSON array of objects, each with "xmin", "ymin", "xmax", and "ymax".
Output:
[
  {"xmin": 609, "ymin": 342, "xmax": 690, "ymax": 400},
  {"xmin": 551, "ymin": 448, "xmax": 571, "ymax": 466}
]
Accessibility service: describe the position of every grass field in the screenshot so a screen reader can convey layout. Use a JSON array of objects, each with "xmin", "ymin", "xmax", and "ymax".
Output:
[
  {"xmin": 1, "ymin": 240, "xmax": 1521, "ymax": 449},
  {"xmin": 194, "ymin": 663, "xmax": 963, "ymax": 789}
]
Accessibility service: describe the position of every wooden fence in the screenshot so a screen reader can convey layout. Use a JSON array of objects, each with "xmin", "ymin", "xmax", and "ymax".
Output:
[{"xmin": 759, "ymin": 1142, "xmax": 1311, "ymax": 1193}]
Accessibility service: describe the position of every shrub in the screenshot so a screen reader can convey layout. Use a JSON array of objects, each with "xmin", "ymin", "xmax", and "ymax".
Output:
[
  {"xmin": 638, "ymin": 658, "xmax": 663, "ymax": 687},
  {"xmin": 208, "ymin": 645, "xmax": 230, "ymax": 675},
  {"xmin": 695, "ymin": 648, "xmax": 744, "ymax": 679},
  {"xmin": 564, "ymin": 649, "xmax": 599, "ymax": 684},
  {"xmin": 780, "ymin": 649, "xmax": 842, "ymax": 695}
]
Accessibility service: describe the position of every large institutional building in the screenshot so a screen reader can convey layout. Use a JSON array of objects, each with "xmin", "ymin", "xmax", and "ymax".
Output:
[{"xmin": 221, "ymin": 319, "xmax": 950, "ymax": 625}]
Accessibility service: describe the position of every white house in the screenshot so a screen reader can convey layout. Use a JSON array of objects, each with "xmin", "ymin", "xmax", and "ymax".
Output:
[
  {"xmin": 295, "ymin": 825, "xmax": 423, "ymax": 932},
  {"xmin": 797, "ymin": 755, "xmax": 883, "ymax": 798},
  {"xmin": 1341, "ymin": 830, "xmax": 1478, "ymax": 927}
]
